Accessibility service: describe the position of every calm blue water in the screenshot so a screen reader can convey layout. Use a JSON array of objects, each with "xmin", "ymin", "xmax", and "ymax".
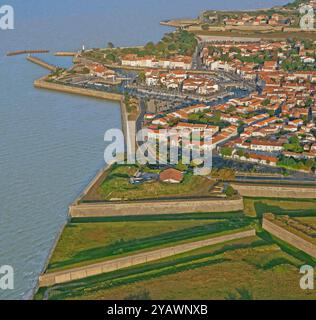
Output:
[{"xmin": 0, "ymin": 0, "xmax": 288, "ymax": 299}]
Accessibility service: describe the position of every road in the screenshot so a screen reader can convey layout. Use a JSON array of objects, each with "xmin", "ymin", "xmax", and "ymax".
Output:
[
  {"xmin": 136, "ymin": 98, "xmax": 146, "ymax": 135},
  {"xmin": 192, "ymin": 42, "xmax": 203, "ymax": 70}
]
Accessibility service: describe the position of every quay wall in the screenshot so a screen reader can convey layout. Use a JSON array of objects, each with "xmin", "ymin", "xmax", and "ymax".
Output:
[
  {"xmin": 69, "ymin": 198, "xmax": 244, "ymax": 217},
  {"xmin": 34, "ymin": 78, "xmax": 123, "ymax": 102},
  {"xmin": 72, "ymin": 163, "xmax": 114, "ymax": 206},
  {"xmin": 120, "ymin": 100, "xmax": 131, "ymax": 152},
  {"xmin": 262, "ymin": 217, "xmax": 316, "ymax": 259},
  {"xmin": 231, "ymin": 183, "xmax": 316, "ymax": 199},
  {"xmin": 39, "ymin": 229, "xmax": 255, "ymax": 287}
]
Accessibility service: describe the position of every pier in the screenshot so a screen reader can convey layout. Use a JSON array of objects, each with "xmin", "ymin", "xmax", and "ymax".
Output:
[
  {"xmin": 54, "ymin": 51, "xmax": 77, "ymax": 57},
  {"xmin": 6, "ymin": 50, "xmax": 49, "ymax": 57},
  {"xmin": 26, "ymin": 56, "xmax": 58, "ymax": 72}
]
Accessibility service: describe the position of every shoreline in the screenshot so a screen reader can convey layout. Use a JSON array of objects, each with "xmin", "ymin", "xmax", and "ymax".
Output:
[{"xmin": 31, "ymin": 76, "xmax": 130, "ymax": 299}]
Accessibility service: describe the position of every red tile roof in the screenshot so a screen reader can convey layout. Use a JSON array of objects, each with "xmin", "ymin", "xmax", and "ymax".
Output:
[{"xmin": 159, "ymin": 168, "xmax": 184, "ymax": 183}]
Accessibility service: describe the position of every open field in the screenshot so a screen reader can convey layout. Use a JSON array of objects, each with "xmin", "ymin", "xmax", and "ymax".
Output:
[
  {"xmin": 244, "ymin": 198, "xmax": 316, "ymax": 218},
  {"xmin": 35, "ymin": 194, "xmax": 316, "ymax": 300},
  {"xmin": 96, "ymin": 165, "xmax": 216, "ymax": 201},
  {"xmin": 47, "ymin": 216, "xmax": 252, "ymax": 273},
  {"xmin": 36, "ymin": 236, "xmax": 316, "ymax": 300}
]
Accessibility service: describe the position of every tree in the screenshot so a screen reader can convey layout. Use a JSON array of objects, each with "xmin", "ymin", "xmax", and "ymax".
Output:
[
  {"xmin": 220, "ymin": 147, "xmax": 233, "ymax": 157},
  {"xmin": 278, "ymin": 156, "xmax": 307, "ymax": 171},
  {"xmin": 283, "ymin": 135, "xmax": 303, "ymax": 153},
  {"xmin": 212, "ymin": 168, "xmax": 236, "ymax": 181},
  {"xmin": 262, "ymin": 98, "xmax": 271, "ymax": 106},
  {"xmin": 306, "ymin": 159, "xmax": 316, "ymax": 169},
  {"xmin": 188, "ymin": 112, "xmax": 203, "ymax": 123},
  {"xmin": 106, "ymin": 53, "xmax": 117, "ymax": 62},
  {"xmin": 168, "ymin": 43, "xmax": 177, "ymax": 51},
  {"xmin": 289, "ymin": 135, "xmax": 300, "ymax": 145},
  {"xmin": 225, "ymin": 185, "xmax": 236, "ymax": 197},
  {"xmin": 107, "ymin": 42, "xmax": 114, "ymax": 49},
  {"xmin": 229, "ymin": 46, "xmax": 241, "ymax": 54},
  {"xmin": 124, "ymin": 92, "xmax": 130, "ymax": 107},
  {"xmin": 176, "ymin": 161, "xmax": 189, "ymax": 172},
  {"xmin": 138, "ymin": 71, "xmax": 146, "ymax": 83},
  {"xmin": 237, "ymin": 149, "xmax": 245, "ymax": 158},
  {"xmin": 305, "ymin": 97, "xmax": 313, "ymax": 108},
  {"xmin": 145, "ymin": 41, "xmax": 155, "ymax": 52}
]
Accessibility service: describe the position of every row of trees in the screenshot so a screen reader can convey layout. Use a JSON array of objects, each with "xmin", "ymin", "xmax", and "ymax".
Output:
[
  {"xmin": 283, "ymin": 135, "xmax": 304, "ymax": 153},
  {"xmin": 278, "ymin": 155, "xmax": 316, "ymax": 172}
]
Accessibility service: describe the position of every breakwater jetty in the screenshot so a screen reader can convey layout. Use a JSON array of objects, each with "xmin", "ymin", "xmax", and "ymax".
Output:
[
  {"xmin": 7, "ymin": 50, "xmax": 49, "ymax": 56},
  {"xmin": 54, "ymin": 51, "xmax": 76, "ymax": 57},
  {"xmin": 26, "ymin": 56, "xmax": 58, "ymax": 72}
]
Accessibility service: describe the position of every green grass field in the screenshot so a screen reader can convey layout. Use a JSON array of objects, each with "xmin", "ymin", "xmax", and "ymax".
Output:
[
  {"xmin": 36, "ymin": 235, "xmax": 316, "ymax": 300},
  {"xmin": 36, "ymin": 196, "xmax": 316, "ymax": 300},
  {"xmin": 244, "ymin": 198, "xmax": 316, "ymax": 218},
  {"xmin": 295, "ymin": 217, "xmax": 316, "ymax": 228},
  {"xmin": 97, "ymin": 164, "xmax": 216, "ymax": 201},
  {"xmin": 47, "ymin": 215, "xmax": 252, "ymax": 273}
]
